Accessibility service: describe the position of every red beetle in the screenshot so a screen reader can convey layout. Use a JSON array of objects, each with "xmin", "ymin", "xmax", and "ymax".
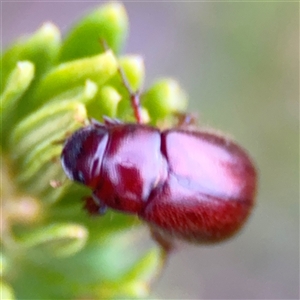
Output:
[{"xmin": 61, "ymin": 63, "xmax": 257, "ymax": 248}]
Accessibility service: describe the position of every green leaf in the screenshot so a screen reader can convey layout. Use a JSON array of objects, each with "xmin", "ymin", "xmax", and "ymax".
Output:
[
  {"xmin": 0, "ymin": 280, "xmax": 15, "ymax": 300},
  {"xmin": 1, "ymin": 22, "xmax": 61, "ymax": 89},
  {"xmin": 99, "ymin": 247, "xmax": 166, "ymax": 299},
  {"xmin": 10, "ymin": 101, "xmax": 87, "ymax": 162},
  {"xmin": 10, "ymin": 101, "xmax": 88, "ymax": 200},
  {"xmin": 1, "ymin": 3, "xmax": 185, "ymax": 299},
  {"xmin": 59, "ymin": 2, "xmax": 128, "ymax": 62},
  {"xmin": 87, "ymin": 85, "xmax": 122, "ymax": 120},
  {"xmin": 122, "ymin": 247, "xmax": 166, "ymax": 284},
  {"xmin": 119, "ymin": 55, "xmax": 145, "ymax": 93},
  {"xmin": 33, "ymin": 50, "xmax": 118, "ymax": 105},
  {"xmin": 0, "ymin": 252, "xmax": 8, "ymax": 277},
  {"xmin": 0, "ymin": 61, "xmax": 35, "ymax": 146},
  {"xmin": 83, "ymin": 53, "xmax": 146, "ymax": 122},
  {"xmin": 142, "ymin": 78, "xmax": 188, "ymax": 122},
  {"xmin": 0, "ymin": 61, "xmax": 35, "ymax": 112},
  {"xmin": 115, "ymin": 55, "xmax": 146, "ymax": 120},
  {"xmin": 1, "ymin": 23, "xmax": 61, "ymax": 123},
  {"xmin": 15, "ymin": 223, "xmax": 88, "ymax": 257}
]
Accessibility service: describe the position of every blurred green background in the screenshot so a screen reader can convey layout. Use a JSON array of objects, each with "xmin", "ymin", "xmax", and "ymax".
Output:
[{"xmin": 2, "ymin": 2, "xmax": 298, "ymax": 299}]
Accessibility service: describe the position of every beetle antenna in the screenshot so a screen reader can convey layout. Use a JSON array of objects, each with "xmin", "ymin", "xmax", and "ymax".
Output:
[{"xmin": 99, "ymin": 38, "xmax": 143, "ymax": 124}]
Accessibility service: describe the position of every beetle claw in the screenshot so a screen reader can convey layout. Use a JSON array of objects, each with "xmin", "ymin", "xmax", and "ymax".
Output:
[
  {"xmin": 102, "ymin": 116, "xmax": 123, "ymax": 126},
  {"xmin": 83, "ymin": 195, "xmax": 107, "ymax": 216}
]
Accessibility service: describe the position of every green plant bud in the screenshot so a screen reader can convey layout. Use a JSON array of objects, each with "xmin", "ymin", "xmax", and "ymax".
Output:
[
  {"xmin": 10, "ymin": 101, "xmax": 88, "ymax": 201},
  {"xmin": 0, "ymin": 252, "xmax": 7, "ymax": 276},
  {"xmin": 0, "ymin": 61, "xmax": 35, "ymax": 143},
  {"xmin": 0, "ymin": 280, "xmax": 15, "ymax": 300},
  {"xmin": 12, "ymin": 82, "xmax": 97, "ymax": 185},
  {"xmin": 84, "ymin": 239, "xmax": 164, "ymax": 299},
  {"xmin": 10, "ymin": 79, "xmax": 97, "ymax": 152},
  {"xmin": 142, "ymin": 78, "xmax": 188, "ymax": 122},
  {"xmin": 1, "ymin": 3, "xmax": 187, "ymax": 299},
  {"xmin": 0, "ymin": 24, "xmax": 61, "ymax": 122},
  {"xmin": 10, "ymin": 101, "xmax": 87, "ymax": 164},
  {"xmin": 122, "ymin": 248, "xmax": 165, "ymax": 284},
  {"xmin": 50, "ymin": 79, "xmax": 98, "ymax": 104},
  {"xmin": 0, "ymin": 61, "xmax": 35, "ymax": 113},
  {"xmin": 114, "ymin": 55, "xmax": 145, "ymax": 119},
  {"xmin": 98, "ymin": 280, "xmax": 149, "ymax": 299},
  {"xmin": 1, "ymin": 22, "xmax": 61, "ymax": 88},
  {"xmin": 119, "ymin": 55, "xmax": 145, "ymax": 92},
  {"xmin": 59, "ymin": 2, "xmax": 128, "ymax": 62},
  {"xmin": 33, "ymin": 50, "xmax": 118, "ymax": 105},
  {"xmin": 85, "ymin": 211, "xmax": 141, "ymax": 238},
  {"xmin": 101, "ymin": 248, "xmax": 166, "ymax": 298},
  {"xmin": 88, "ymin": 85, "xmax": 122, "ymax": 120},
  {"xmin": 15, "ymin": 223, "xmax": 88, "ymax": 257}
]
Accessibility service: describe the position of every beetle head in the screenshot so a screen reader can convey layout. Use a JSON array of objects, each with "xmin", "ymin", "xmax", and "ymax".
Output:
[{"xmin": 61, "ymin": 125, "xmax": 109, "ymax": 188}]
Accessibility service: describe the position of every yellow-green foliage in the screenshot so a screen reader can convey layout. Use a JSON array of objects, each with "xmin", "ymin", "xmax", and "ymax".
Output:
[{"xmin": 1, "ymin": 3, "xmax": 187, "ymax": 299}]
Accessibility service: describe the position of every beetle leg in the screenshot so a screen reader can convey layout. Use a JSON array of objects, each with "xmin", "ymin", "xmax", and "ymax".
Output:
[
  {"xmin": 149, "ymin": 226, "xmax": 176, "ymax": 254},
  {"xmin": 83, "ymin": 194, "xmax": 107, "ymax": 216},
  {"xmin": 130, "ymin": 93, "xmax": 143, "ymax": 124},
  {"xmin": 99, "ymin": 38, "xmax": 144, "ymax": 124},
  {"xmin": 175, "ymin": 112, "xmax": 198, "ymax": 128},
  {"xmin": 117, "ymin": 63, "xmax": 144, "ymax": 124}
]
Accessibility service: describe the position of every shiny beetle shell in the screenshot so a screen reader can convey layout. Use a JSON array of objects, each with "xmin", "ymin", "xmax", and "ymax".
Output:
[{"xmin": 61, "ymin": 120, "xmax": 256, "ymax": 243}]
